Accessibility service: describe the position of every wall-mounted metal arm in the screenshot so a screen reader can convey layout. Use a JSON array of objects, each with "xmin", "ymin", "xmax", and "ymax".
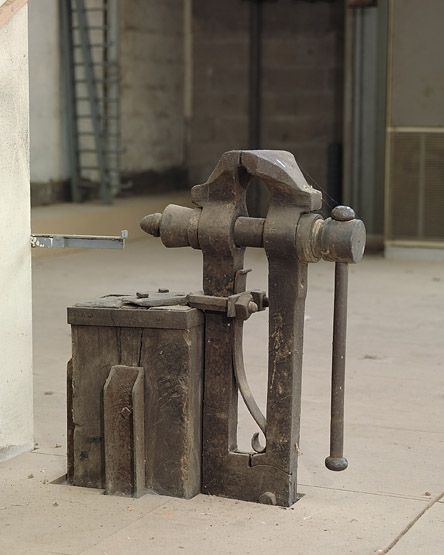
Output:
[{"xmin": 31, "ymin": 230, "xmax": 127, "ymax": 249}]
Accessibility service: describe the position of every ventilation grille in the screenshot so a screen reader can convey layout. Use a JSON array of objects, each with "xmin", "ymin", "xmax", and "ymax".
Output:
[{"xmin": 388, "ymin": 131, "xmax": 444, "ymax": 242}]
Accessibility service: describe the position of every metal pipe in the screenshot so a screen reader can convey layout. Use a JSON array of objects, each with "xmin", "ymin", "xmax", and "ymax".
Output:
[
  {"xmin": 60, "ymin": 0, "xmax": 81, "ymax": 202},
  {"xmin": 247, "ymin": 0, "xmax": 268, "ymax": 218},
  {"xmin": 249, "ymin": 0, "xmax": 262, "ymax": 150},
  {"xmin": 325, "ymin": 262, "xmax": 349, "ymax": 471}
]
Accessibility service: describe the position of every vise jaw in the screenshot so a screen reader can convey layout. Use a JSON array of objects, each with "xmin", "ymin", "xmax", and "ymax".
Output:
[{"xmin": 141, "ymin": 150, "xmax": 365, "ymax": 507}]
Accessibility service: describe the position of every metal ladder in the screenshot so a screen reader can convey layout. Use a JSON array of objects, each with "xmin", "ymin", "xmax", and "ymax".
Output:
[{"xmin": 60, "ymin": 0, "xmax": 121, "ymax": 204}]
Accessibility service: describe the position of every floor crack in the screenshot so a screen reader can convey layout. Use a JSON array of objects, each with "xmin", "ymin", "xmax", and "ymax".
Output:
[{"xmin": 377, "ymin": 490, "xmax": 444, "ymax": 554}]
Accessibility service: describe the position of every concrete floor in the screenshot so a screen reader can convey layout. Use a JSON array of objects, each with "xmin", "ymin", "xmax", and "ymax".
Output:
[{"xmin": 1, "ymin": 197, "xmax": 443, "ymax": 554}]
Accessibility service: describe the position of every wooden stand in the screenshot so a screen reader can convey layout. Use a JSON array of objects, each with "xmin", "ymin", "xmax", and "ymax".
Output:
[{"xmin": 67, "ymin": 297, "xmax": 204, "ymax": 499}]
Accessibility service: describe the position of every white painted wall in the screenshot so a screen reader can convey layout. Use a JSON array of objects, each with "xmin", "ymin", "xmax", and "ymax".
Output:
[
  {"xmin": 28, "ymin": 0, "xmax": 67, "ymax": 182},
  {"xmin": 0, "ymin": 2, "xmax": 33, "ymax": 460}
]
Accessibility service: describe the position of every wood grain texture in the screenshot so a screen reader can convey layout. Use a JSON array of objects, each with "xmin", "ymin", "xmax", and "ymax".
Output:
[
  {"xmin": 143, "ymin": 326, "xmax": 203, "ymax": 499},
  {"xmin": 68, "ymin": 306, "xmax": 203, "ymax": 329},
  {"xmin": 69, "ymin": 304, "xmax": 204, "ymax": 498},
  {"xmin": 66, "ymin": 359, "xmax": 74, "ymax": 482},
  {"xmin": 104, "ymin": 365, "xmax": 144, "ymax": 497}
]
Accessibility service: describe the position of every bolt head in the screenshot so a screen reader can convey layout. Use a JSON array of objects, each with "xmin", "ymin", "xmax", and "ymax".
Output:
[
  {"xmin": 331, "ymin": 206, "xmax": 356, "ymax": 222},
  {"xmin": 259, "ymin": 492, "xmax": 277, "ymax": 505}
]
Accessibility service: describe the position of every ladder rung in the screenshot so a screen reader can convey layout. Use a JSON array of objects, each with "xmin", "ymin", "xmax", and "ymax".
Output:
[
  {"xmin": 74, "ymin": 61, "xmax": 115, "ymax": 67},
  {"xmin": 79, "ymin": 149, "xmax": 123, "ymax": 154},
  {"xmin": 71, "ymin": 7, "xmax": 105, "ymax": 12},
  {"xmin": 73, "ymin": 42, "xmax": 114, "ymax": 48},
  {"xmin": 76, "ymin": 98, "xmax": 104, "ymax": 103},
  {"xmin": 75, "ymin": 78, "xmax": 119, "ymax": 84},
  {"xmin": 72, "ymin": 26, "xmax": 107, "ymax": 30}
]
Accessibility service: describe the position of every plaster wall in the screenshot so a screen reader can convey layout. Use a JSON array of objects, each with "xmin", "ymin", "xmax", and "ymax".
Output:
[
  {"xmin": 28, "ymin": 0, "xmax": 68, "ymax": 182},
  {"xmin": 0, "ymin": 2, "xmax": 33, "ymax": 460},
  {"xmin": 189, "ymin": 0, "xmax": 344, "ymax": 187},
  {"xmin": 120, "ymin": 0, "xmax": 185, "ymax": 174}
]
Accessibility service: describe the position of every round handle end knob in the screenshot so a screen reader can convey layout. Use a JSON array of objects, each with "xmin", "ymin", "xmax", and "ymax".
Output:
[
  {"xmin": 331, "ymin": 206, "xmax": 356, "ymax": 222},
  {"xmin": 325, "ymin": 456, "xmax": 348, "ymax": 472}
]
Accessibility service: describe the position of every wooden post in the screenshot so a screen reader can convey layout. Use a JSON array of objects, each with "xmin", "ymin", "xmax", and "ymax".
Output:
[
  {"xmin": 66, "ymin": 359, "xmax": 74, "ymax": 482},
  {"xmin": 103, "ymin": 365, "xmax": 144, "ymax": 497}
]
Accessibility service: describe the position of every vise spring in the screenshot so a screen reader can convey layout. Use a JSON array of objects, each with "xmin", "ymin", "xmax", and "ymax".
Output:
[{"xmin": 139, "ymin": 150, "xmax": 366, "ymax": 507}]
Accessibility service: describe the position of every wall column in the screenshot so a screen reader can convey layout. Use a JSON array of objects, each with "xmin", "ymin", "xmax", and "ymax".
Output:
[{"xmin": 0, "ymin": 0, "xmax": 33, "ymax": 460}]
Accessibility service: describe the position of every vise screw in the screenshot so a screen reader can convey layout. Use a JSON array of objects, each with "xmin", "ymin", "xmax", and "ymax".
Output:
[{"xmin": 140, "ymin": 150, "xmax": 365, "ymax": 507}]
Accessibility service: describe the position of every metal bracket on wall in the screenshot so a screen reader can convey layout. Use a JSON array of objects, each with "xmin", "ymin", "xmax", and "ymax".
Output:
[{"xmin": 30, "ymin": 230, "xmax": 127, "ymax": 249}]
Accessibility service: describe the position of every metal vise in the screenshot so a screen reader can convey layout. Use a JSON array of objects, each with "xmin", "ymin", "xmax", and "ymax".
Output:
[{"xmin": 140, "ymin": 150, "xmax": 365, "ymax": 507}]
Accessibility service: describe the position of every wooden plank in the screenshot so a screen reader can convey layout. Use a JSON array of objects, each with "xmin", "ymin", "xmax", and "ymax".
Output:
[
  {"xmin": 120, "ymin": 327, "xmax": 143, "ymax": 366},
  {"xmin": 66, "ymin": 359, "xmax": 74, "ymax": 482},
  {"xmin": 142, "ymin": 326, "xmax": 203, "ymax": 499},
  {"xmin": 104, "ymin": 365, "xmax": 144, "ymax": 497},
  {"xmin": 67, "ymin": 306, "xmax": 203, "ymax": 329},
  {"xmin": 71, "ymin": 326, "xmax": 121, "ymax": 488},
  {"xmin": 70, "ymin": 326, "xmax": 148, "ymax": 489},
  {"xmin": 132, "ymin": 365, "xmax": 145, "ymax": 496}
]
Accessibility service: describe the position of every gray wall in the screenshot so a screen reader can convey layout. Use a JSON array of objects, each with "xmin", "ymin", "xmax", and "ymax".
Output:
[
  {"xmin": 27, "ymin": 0, "xmax": 345, "ymax": 197},
  {"xmin": 27, "ymin": 0, "xmax": 186, "ymax": 194},
  {"xmin": 386, "ymin": 0, "xmax": 444, "ymax": 243},
  {"xmin": 390, "ymin": 0, "xmax": 444, "ymax": 127},
  {"xmin": 120, "ymin": 0, "xmax": 185, "ymax": 174},
  {"xmin": 261, "ymin": 1, "xmax": 343, "ymax": 189},
  {"xmin": 188, "ymin": 0, "xmax": 250, "ymax": 183},
  {"xmin": 28, "ymin": 0, "xmax": 68, "ymax": 184},
  {"xmin": 188, "ymin": 0, "xmax": 344, "ymax": 189}
]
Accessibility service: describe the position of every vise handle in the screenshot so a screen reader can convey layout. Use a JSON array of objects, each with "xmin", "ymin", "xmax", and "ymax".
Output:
[{"xmin": 324, "ymin": 206, "xmax": 358, "ymax": 472}]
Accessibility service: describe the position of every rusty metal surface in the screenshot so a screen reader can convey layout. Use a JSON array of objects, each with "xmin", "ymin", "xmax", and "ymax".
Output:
[{"xmin": 140, "ymin": 149, "xmax": 366, "ymax": 507}]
